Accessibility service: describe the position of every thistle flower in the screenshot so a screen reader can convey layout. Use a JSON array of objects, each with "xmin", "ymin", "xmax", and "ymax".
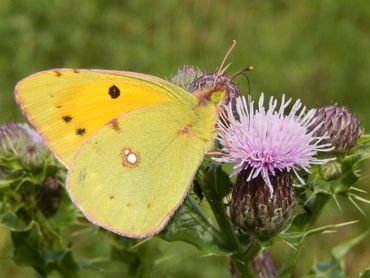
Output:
[
  {"xmin": 171, "ymin": 66, "xmax": 204, "ymax": 91},
  {"xmin": 311, "ymin": 104, "xmax": 361, "ymax": 155},
  {"xmin": 215, "ymin": 94, "xmax": 333, "ymax": 193}
]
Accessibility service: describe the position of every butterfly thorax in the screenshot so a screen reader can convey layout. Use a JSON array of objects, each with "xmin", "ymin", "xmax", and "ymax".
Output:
[{"xmin": 188, "ymin": 85, "xmax": 227, "ymax": 151}]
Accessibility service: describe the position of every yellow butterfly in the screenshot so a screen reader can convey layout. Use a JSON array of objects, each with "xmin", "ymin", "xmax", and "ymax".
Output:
[{"xmin": 15, "ymin": 68, "xmax": 225, "ymax": 237}]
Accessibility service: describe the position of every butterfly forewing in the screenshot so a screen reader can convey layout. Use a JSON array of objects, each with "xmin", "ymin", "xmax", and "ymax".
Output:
[{"xmin": 15, "ymin": 69, "xmax": 194, "ymax": 166}]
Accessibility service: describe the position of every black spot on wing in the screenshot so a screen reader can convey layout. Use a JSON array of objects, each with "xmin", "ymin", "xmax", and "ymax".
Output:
[
  {"xmin": 62, "ymin": 115, "xmax": 73, "ymax": 123},
  {"xmin": 75, "ymin": 128, "xmax": 86, "ymax": 136},
  {"xmin": 109, "ymin": 85, "xmax": 120, "ymax": 99}
]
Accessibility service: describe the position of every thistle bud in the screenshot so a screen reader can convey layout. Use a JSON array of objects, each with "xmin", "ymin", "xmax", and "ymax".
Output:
[
  {"xmin": 0, "ymin": 123, "xmax": 63, "ymax": 220},
  {"xmin": 0, "ymin": 123, "xmax": 49, "ymax": 170},
  {"xmin": 312, "ymin": 104, "xmax": 361, "ymax": 155},
  {"xmin": 320, "ymin": 160, "xmax": 342, "ymax": 181},
  {"xmin": 230, "ymin": 170, "xmax": 295, "ymax": 240},
  {"xmin": 171, "ymin": 66, "xmax": 204, "ymax": 91}
]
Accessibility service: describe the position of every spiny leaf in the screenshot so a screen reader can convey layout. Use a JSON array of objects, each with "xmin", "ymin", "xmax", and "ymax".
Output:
[
  {"xmin": 11, "ymin": 222, "xmax": 79, "ymax": 277},
  {"xmin": 308, "ymin": 231, "xmax": 369, "ymax": 278},
  {"xmin": 279, "ymin": 220, "xmax": 358, "ymax": 248},
  {"xmin": 159, "ymin": 196, "xmax": 228, "ymax": 255}
]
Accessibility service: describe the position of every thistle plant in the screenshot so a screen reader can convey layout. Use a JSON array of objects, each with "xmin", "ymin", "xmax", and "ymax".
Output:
[{"xmin": 1, "ymin": 67, "xmax": 370, "ymax": 278}]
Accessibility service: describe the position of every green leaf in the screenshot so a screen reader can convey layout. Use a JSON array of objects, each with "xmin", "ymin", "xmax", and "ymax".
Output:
[
  {"xmin": 0, "ymin": 176, "xmax": 22, "ymax": 188},
  {"xmin": 359, "ymin": 268, "xmax": 370, "ymax": 278},
  {"xmin": 159, "ymin": 196, "xmax": 227, "ymax": 255},
  {"xmin": 11, "ymin": 222, "xmax": 46, "ymax": 274},
  {"xmin": 350, "ymin": 134, "xmax": 370, "ymax": 162},
  {"xmin": 48, "ymin": 190, "xmax": 78, "ymax": 229},
  {"xmin": 304, "ymin": 134, "xmax": 370, "ymax": 198},
  {"xmin": 291, "ymin": 135, "xmax": 370, "ymax": 230},
  {"xmin": 308, "ymin": 231, "xmax": 369, "ymax": 278},
  {"xmin": 110, "ymin": 237, "xmax": 157, "ymax": 277},
  {"xmin": 203, "ymin": 164, "xmax": 233, "ymax": 199},
  {"xmin": 0, "ymin": 212, "xmax": 33, "ymax": 231},
  {"xmin": 331, "ymin": 231, "xmax": 369, "ymax": 261},
  {"xmin": 0, "ymin": 155, "xmax": 24, "ymax": 171},
  {"xmin": 309, "ymin": 258, "xmax": 345, "ymax": 278},
  {"xmin": 11, "ymin": 222, "xmax": 79, "ymax": 277},
  {"xmin": 279, "ymin": 220, "xmax": 358, "ymax": 249},
  {"xmin": 308, "ymin": 162, "xmax": 358, "ymax": 197},
  {"xmin": 56, "ymin": 251, "xmax": 79, "ymax": 278}
]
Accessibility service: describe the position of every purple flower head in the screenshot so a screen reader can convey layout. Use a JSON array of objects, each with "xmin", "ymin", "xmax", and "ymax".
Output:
[{"xmin": 214, "ymin": 94, "xmax": 334, "ymax": 193}]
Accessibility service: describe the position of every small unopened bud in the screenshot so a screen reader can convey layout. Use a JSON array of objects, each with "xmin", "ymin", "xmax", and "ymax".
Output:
[
  {"xmin": 171, "ymin": 66, "xmax": 204, "ymax": 91},
  {"xmin": 320, "ymin": 160, "xmax": 342, "ymax": 181},
  {"xmin": 312, "ymin": 104, "xmax": 361, "ymax": 155},
  {"xmin": 230, "ymin": 171, "xmax": 295, "ymax": 240},
  {"xmin": 0, "ymin": 123, "xmax": 48, "ymax": 170}
]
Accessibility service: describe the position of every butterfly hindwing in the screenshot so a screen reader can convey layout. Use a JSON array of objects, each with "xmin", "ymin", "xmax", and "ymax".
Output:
[
  {"xmin": 15, "ymin": 69, "xmax": 194, "ymax": 167},
  {"xmin": 67, "ymin": 101, "xmax": 215, "ymax": 237}
]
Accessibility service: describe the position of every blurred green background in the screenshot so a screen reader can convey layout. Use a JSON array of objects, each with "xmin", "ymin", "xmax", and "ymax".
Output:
[{"xmin": 0, "ymin": 0, "xmax": 369, "ymax": 277}]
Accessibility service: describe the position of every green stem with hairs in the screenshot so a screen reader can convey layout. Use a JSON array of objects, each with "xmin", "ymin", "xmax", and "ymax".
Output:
[
  {"xmin": 205, "ymin": 195, "xmax": 255, "ymax": 278},
  {"xmin": 200, "ymin": 165, "xmax": 260, "ymax": 278},
  {"xmin": 302, "ymin": 193, "xmax": 331, "ymax": 228},
  {"xmin": 279, "ymin": 193, "xmax": 331, "ymax": 277},
  {"xmin": 35, "ymin": 210, "xmax": 63, "ymax": 250}
]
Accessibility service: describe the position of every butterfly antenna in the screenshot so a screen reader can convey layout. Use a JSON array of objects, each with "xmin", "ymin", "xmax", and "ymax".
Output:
[
  {"xmin": 216, "ymin": 40, "xmax": 237, "ymax": 76},
  {"xmin": 229, "ymin": 66, "xmax": 254, "ymax": 80},
  {"xmin": 230, "ymin": 66, "xmax": 254, "ymax": 96}
]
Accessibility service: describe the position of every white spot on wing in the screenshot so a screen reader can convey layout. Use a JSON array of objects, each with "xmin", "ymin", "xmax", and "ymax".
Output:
[
  {"xmin": 127, "ymin": 153, "xmax": 137, "ymax": 164},
  {"xmin": 121, "ymin": 147, "xmax": 140, "ymax": 168}
]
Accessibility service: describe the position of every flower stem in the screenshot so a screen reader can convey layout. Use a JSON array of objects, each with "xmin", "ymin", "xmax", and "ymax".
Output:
[
  {"xmin": 35, "ymin": 210, "xmax": 63, "ymax": 250},
  {"xmin": 302, "ymin": 193, "xmax": 331, "ymax": 228},
  {"xmin": 198, "ymin": 164, "xmax": 265, "ymax": 277},
  {"xmin": 205, "ymin": 196, "xmax": 255, "ymax": 277},
  {"xmin": 279, "ymin": 193, "xmax": 330, "ymax": 277}
]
